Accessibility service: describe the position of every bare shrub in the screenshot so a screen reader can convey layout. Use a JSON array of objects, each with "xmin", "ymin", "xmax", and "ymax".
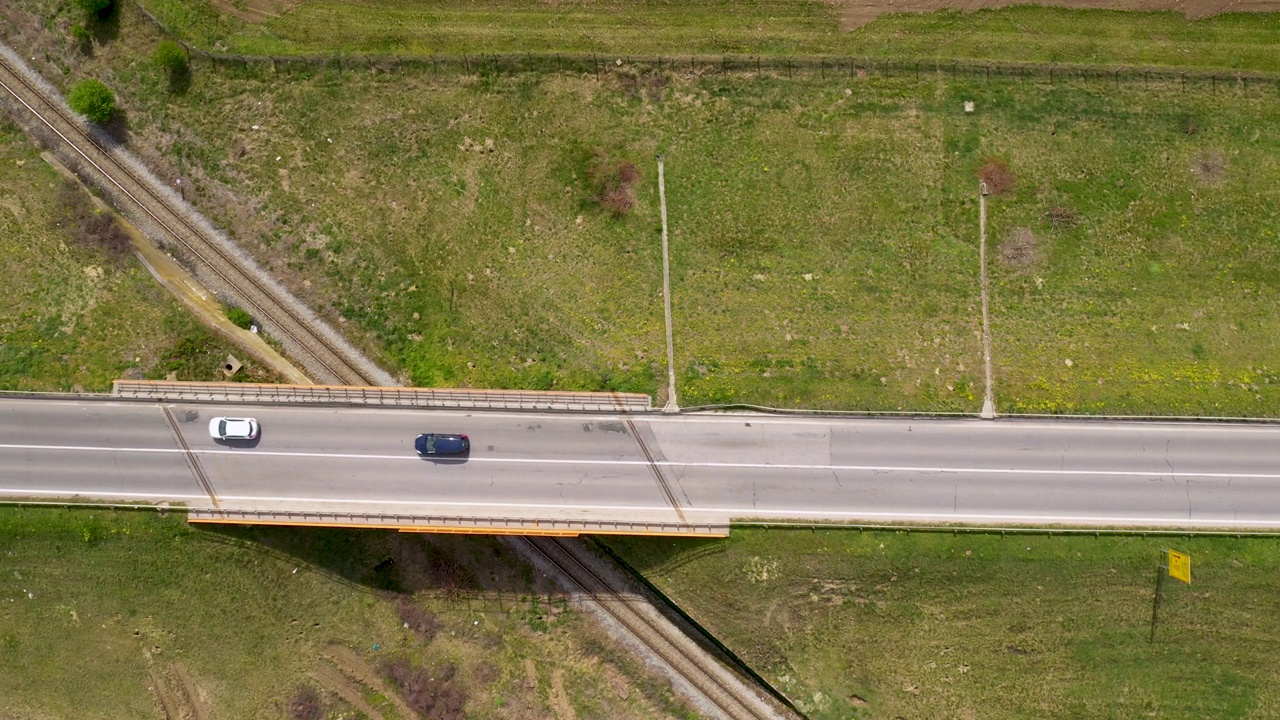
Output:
[
  {"xmin": 586, "ymin": 150, "xmax": 641, "ymax": 217},
  {"xmin": 288, "ymin": 685, "xmax": 324, "ymax": 720},
  {"xmin": 385, "ymin": 659, "xmax": 468, "ymax": 720},
  {"xmin": 977, "ymin": 159, "xmax": 1016, "ymax": 196},
  {"xmin": 1045, "ymin": 205, "xmax": 1078, "ymax": 229},
  {"xmin": 53, "ymin": 180, "xmax": 131, "ymax": 262},
  {"xmin": 396, "ymin": 594, "xmax": 442, "ymax": 643}
]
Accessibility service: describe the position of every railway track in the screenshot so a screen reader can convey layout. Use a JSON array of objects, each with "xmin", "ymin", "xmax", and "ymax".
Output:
[
  {"xmin": 519, "ymin": 536, "xmax": 793, "ymax": 720},
  {"xmin": 0, "ymin": 49, "xmax": 388, "ymax": 387}
]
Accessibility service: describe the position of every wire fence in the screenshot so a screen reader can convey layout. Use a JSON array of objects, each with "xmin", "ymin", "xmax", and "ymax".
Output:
[{"xmin": 128, "ymin": 1, "xmax": 1280, "ymax": 92}]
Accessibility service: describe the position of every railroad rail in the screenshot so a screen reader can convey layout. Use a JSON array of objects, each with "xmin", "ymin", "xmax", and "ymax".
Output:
[
  {"xmin": 0, "ymin": 48, "xmax": 389, "ymax": 387},
  {"xmin": 517, "ymin": 536, "xmax": 793, "ymax": 720}
]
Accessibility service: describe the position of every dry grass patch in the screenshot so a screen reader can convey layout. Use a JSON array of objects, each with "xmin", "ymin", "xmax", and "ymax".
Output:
[
  {"xmin": 998, "ymin": 227, "xmax": 1043, "ymax": 271},
  {"xmin": 1192, "ymin": 149, "xmax": 1228, "ymax": 184}
]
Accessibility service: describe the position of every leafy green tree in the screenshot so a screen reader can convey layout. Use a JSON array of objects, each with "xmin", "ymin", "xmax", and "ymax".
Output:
[
  {"xmin": 68, "ymin": 79, "xmax": 115, "ymax": 124},
  {"xmin": 152, "ymin": 41, "xmax": 187, "ymax": 75}
]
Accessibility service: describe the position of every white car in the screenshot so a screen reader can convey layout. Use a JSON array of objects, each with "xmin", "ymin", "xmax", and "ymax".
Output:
[{"xmin": 209, "ymin": 417, "xmax": 259, "ymax": 440}]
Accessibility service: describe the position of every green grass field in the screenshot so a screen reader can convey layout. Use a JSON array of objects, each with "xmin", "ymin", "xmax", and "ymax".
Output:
[
  {"xmin": 131, "ymin": 0, "xmax": 1280, "ymax": 73},
  {"xmin": 26, "ymin": 1, "xmax": 1277, "ymax": 414},
  {"xmin": 0, "ymin": 119, "xmax": 280, "ymax": 391},
  {"xmin": 0, "ymin": 508, "xmax": 691, "ymax": 719},
  {"xmin": 605, "ymin": 529, "xmax": 1280, "ymax": 719},
  {"xmin": 6, "ymin": 3, "xmax": 1280, "ymax": 413}
]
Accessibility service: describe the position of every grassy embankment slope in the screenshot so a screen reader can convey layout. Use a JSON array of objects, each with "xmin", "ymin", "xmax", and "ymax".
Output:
[
  {"xmin": 0, "ymin": 118, "xmax": 279, "ymax": 391},
  {"xmin": 0, "ymin": 508, "xmax": 692, "ymax": 719},
  {"xmin": 606, "ymin": 530, "xmax": 1280, "ymax": 719}
]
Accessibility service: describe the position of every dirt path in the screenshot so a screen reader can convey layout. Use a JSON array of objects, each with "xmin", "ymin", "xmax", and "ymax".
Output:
[
  {"xmin": 311, "ymin": 665, "xmax": 386, "ymax": 720},
  {"xmin": 835, "ymin": 0, "xmax": 1280, "ymax": 29},
  {"xmin": 323, "ymin": 645, "xmax": 420, "ymax": 720}
]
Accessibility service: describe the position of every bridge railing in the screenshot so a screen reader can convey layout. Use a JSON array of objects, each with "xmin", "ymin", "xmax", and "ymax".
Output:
[
  {"xmin": 187, "ymin": 507, "xmax": 727, "ymax": 537},
  {"xmin": 112, "ymin": 380, "xmax": 653, "ymax": 413}
]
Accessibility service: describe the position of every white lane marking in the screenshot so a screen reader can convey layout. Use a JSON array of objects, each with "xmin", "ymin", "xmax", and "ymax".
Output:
[
  {"xmin": 0, "ymin": 487, "xmax": 1276, "ymax": 527},
  {"xmin": 3, "ymin": 443, "xmax": 1280, "ymax": 480}
]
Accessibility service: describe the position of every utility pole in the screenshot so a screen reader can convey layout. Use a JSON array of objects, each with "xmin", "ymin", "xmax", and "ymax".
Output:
[
  {"xmin": 658, "ymin": 153, "xmax": 678, "ymax": 413},
  {"xmin": 979, "ymin": 181, "xmax": 995, "ymax": 419}
]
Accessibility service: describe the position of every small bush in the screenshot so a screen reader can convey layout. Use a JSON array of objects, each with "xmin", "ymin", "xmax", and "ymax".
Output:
[
  {"xmin": 152, "ymin": 41, "xmax": 187, "ymax": 75},
  {"xmin": 976, "ymin": 159, "xmax": 1016, "ymax": 196},
  {"xmin": 586, "ymin": 150, "xmax": 641, "ymax": 217},
  {"xmin": 225, "ymin": 307, "xmax": 253, "ymax": 330},
  {"xmin": 288, "ymin": 685, "xmax": 324, "ymax": 720},
  {"xmin": 68, "ymin": 79, "xmax": 115, "ymax": 124}
]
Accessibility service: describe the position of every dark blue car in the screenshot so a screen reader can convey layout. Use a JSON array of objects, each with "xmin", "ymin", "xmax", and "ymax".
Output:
[{"xmin": 415, "ymin": 433, "xmax": 470, "ymax": 456}]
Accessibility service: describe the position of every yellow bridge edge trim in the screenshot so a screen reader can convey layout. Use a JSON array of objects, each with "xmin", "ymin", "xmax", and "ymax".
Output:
[{"xmin": 186, "ymin": 515, "xmax": 729, "ymax": 538}]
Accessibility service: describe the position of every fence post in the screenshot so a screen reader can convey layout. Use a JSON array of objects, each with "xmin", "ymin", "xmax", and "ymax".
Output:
[
  {"xmin": 1180, "ymin": 71, "xmax": 1186, "ymax": 90},
  {"xmin": 787, "ymin": 58, "xmax": 792, "ymax": 79},
  {"xmin": 1115, "ymin": 66, "xmax": 1124, "ymax": 90},
  {"xmin": 820, "ymin": 57, "xmax": 825, "ymax": 79},
  {"xmin": 915, "ymin": 60, "xmax": 920, "ymax": 81}
]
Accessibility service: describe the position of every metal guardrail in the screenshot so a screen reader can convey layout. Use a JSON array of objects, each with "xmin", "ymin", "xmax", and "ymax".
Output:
[
  {"xmin": 188, "ymin": 508, "xmax": 728, "ymax": 537},
  {"xmin": 112, "ymin": 380, "xmax": 653, "ymax": 413}
]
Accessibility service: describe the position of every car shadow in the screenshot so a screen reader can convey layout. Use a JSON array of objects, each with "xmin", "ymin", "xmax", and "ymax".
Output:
[
  {"xmin": 417, "ymin": 455, "xmax": 469, "ymax": 465},
  {"xmin": 212, "ymin": 436, "xmax": 262, "ymax": 449}
]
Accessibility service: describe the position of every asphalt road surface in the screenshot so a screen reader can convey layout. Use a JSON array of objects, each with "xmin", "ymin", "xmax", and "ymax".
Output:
[{"xmin": 2, "ymin": 397, "xmax": 1280, "ymax": 531}]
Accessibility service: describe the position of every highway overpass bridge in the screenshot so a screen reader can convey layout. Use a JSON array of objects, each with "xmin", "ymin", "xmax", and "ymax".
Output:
[{"xmin": 3, "ymin": 381, "xmax": 1280, "ymax": 536}]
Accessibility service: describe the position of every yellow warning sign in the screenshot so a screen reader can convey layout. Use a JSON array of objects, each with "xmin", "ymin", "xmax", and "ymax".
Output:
[{"xmin": 1168, "ymin": 549, "xmax": 1191, "ymax": 584}]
